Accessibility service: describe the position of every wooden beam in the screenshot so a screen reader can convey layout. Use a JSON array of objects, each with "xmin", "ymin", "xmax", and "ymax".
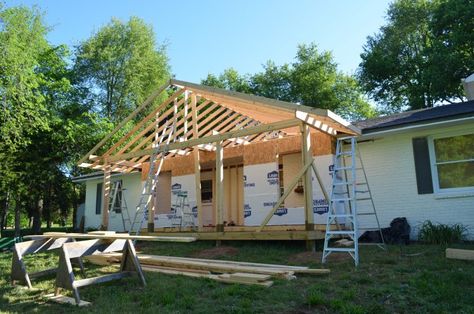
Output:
[
  {"xmin": 215, "ymin": 140, "xmax": 224, "ymax": 232},
  {"xmin": 257, "ymin": 159, "xmax": 313, "ymax": 231},
  {"xmin": 101, "ymin": 163, "xmax": 111, "ymax": 230},
  {"xmin": 78, "ymin": 81, "xmax": 170, "ymax": 165},
  {"xmin": 296, "ymin": 110, "xmax": 338, "ymax": 136},
  {"xmin": 301, "ymin": 123, "xmax": 314, "ymax": 230},
  {"xmin": 108, "ymin": 119, "xmax": 300, "ymax": 162},
  {"xmin": 25, "ymin": 233, "xmax": 197, "ymax": 242},
  {"xmin": 191, "ymin": 94, "xmax": 203, "ymax": 231},
  {"xmin": 446, "ymin": 248, "xmax": 474, "ymax": 261}
]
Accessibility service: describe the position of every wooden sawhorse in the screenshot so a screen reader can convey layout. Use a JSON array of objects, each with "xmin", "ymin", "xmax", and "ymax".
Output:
[
  {"xmin": 54, "ymin": 238, "xmax": 146, "ymax": 305},
  {"xmin": 11, "ymin": 237, "xmax": 84, "ymax": 289}
]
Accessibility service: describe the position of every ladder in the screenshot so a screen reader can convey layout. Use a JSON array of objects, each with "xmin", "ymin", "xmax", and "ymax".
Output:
[
  {"xmin": 171, "ymin": 191, "xmax": 195, "ymax": 230},
  {"xmin": 322, "ymin": 136, "xmax": 385, "ymax": 266},
  {"xmin": 109, "ymin": 180, "xmax": 131, "ymax": 231},
  {"xmin": 129, "ymin": 121, "xmax": 175, "ymax": 236}
]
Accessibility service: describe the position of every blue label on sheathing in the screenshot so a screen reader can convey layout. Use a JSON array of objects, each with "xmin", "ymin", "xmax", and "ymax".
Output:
[
  {"xmin": 267, "ymin": 170, "xmax": 279, "ymax": 185},
  {"xmin": 313, "ymin": 199, "xmax": 329, "ymax": 215},
  {"xmin": 171, "ymin": 183, "xmax": 182, "ymax": 190},
  {"xmin": 244, "ymin": 204, "xmax": 252, "ymax": 218},
  {"xmin": 274, "ymin": 208, "xmax": 288, "ymax": 216}
]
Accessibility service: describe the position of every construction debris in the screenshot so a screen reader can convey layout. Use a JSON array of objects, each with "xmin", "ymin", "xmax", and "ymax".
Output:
[{"xmin": 85, "ymin": 252, "xmax": 329, "ymax": 287}]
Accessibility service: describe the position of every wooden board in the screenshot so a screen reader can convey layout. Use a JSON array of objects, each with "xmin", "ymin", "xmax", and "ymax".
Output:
[
  {"xmin": 24, "ymin": 233, "xmax": 196, "ymax": 242},
  {"xmin": 45, "ymin": 294, "xmax": 91, "ymax": 307},
  {"xmin": 446, "ymin": 248, "xmax": 474, "ymax": 261},
  {"xmin": 225, "ymin": 272, "xmax": 271, "ymax": 282}
]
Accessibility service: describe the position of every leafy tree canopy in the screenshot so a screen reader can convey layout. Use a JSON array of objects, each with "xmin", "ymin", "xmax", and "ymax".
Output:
[
  {"xmin": 73, "ymin": 17, "xmax": 170, "ymax": 123},
  {"xmin": 202, "ymin": 44, "xmax": 376, "ymax": 121},
  {"xmin": 358, "ymin": 0, "xmax": 474, "ymax": 112}
]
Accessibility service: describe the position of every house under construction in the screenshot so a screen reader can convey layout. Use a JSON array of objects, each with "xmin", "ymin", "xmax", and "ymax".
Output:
[{"xmin": 76, "ymin": 79, "xmax": 360, "ymax": 248}]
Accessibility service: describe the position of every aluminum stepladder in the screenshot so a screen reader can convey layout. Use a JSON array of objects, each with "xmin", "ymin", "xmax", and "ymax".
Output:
[
  {"xmin": 109, "ymin": 180, "xmax": 131, "ymax": 232},
  {"xmin": 171, "ymin": 191, "xmax": 195, "ymax": 230},
  {"xmin": 322, "ymin": 136, "xmax": 385, "ymax": 266},
  {"xmin": 129, "ymin": 120, "xmax": 175, "ymax": 236}
]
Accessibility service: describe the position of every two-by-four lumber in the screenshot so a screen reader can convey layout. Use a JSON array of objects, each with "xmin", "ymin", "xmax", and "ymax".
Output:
[
  {"xmin": 142, "ymin": 265, "xmax": 274, "ymax": 287},
  {"xmin": 108, "ymin": 119, "xmax": 301, "ymax": 162},
  {"xmin": 78, "ymin": 81, "xmax": 170, "ymax": 165},
  {"xmin": 301, "ymin": 123, "xmax": 314, "ymax": 230},
  {"xmin": 191, "ymin": 93, "xmax": 203, "ymax": 231},
  {"xmin": 215, "ymin": 140, "xmax": 224, "ymax": 232},
  {"xmin": 446, "ymin": 248, "xmax": 474, "ymax": 261},
  {"xmin": 25, "ymin": 233, "xmax": 197, "ymax": 242},
  {"xmin": 101, "ymin": 162, "xmax": 112, "ymax": 229}
]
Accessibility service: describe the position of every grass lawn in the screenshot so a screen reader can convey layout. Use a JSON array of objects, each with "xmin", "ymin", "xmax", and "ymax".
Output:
[{"xmin": 1, "ymin": 240, "xmax": 473, "ymax": 313}]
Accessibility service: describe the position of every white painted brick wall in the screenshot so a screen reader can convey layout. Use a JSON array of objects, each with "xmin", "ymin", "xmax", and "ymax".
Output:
[{"xmin": 358, "ymin": 123, "xmax": 474, "ymax": 239}]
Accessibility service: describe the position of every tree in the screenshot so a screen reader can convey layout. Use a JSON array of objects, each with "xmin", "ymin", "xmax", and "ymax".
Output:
[
  {"xmin": 0, "ymin": 5, "xmax": 56, "ymax": 236},
  {"xmin": 73, "ymin": 17, "xmax": 170, "ymax": 123},
  {"xmin": 202, "ymin": 44, "xmax": 375, "ymax": 121},
  {"xmin": 358, "ymin": 0, "xmax": 474, "ymax": 112}
]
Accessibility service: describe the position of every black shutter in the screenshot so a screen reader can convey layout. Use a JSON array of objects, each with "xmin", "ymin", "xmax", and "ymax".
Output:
[
  {"xmin": 412, "ymin": 137, "xmax": 434, "ymax": 194},
  {"xmin": 96, "ymin": 183, "xmax": 103, "ymax": 214}
]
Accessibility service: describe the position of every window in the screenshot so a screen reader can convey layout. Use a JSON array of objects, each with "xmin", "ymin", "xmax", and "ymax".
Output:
[
  {"xmin": 429, "ymin": 132, "xmax": 474, "ymax": 193},
  {"xmin": 95, "ymin": 183, "xmax": 103, "ymax": 214},
  {"xmin": 201, "ymin": 180, "xmax": 213, "ymax": 202}
]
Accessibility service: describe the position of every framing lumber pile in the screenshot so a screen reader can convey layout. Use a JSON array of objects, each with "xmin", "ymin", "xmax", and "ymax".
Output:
[{"xmin": 84, "ymin": 252, "xmax": 330, "ymax": 287}]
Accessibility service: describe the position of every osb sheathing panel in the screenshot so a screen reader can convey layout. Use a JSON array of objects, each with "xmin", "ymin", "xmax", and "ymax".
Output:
[{"xmin": 141, "ymin": 131, "xmax": 334, "ymax": 178}]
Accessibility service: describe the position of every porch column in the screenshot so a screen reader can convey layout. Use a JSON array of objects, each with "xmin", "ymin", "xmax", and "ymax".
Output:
[
  {"xmin": 191, "ymin": 94, "xmax": 203, "ymax": 231},
  {"xmin": 301, "ymin": 124, "xmax": 315, "ymax": 251},
  {"xmin": 101, "ymin": 161, "xmax": 111, "ymax": 230},
  {"xmin": 215, "ymin": 140, "xmax": 224, "ymax": 232}
]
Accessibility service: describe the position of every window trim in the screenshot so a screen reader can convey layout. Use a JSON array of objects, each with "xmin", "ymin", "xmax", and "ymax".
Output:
[{"xmin": 428, "ymin": 130, "xmax": 474, "ymax": 195}]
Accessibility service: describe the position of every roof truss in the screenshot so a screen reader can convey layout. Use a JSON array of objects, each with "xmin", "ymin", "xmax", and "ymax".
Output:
[{"xmin": 79, "ymin": 79, "xmax": 360, "ymax": 172}]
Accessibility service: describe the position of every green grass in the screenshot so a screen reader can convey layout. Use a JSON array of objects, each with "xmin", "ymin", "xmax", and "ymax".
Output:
[{"xmin": 1, "ymin": 241, "xmax": 474, "ymax": 313}]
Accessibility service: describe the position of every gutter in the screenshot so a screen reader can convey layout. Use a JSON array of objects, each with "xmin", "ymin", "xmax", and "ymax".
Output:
[{"xmin": 358, "ymin": 116, "xmax": 474, "ymax": 140}]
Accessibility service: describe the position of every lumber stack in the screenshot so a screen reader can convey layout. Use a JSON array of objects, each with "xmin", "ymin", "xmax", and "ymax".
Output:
[
  {"xmin": 446, "ymin": 248, "xmax": 474, "ymax": 261},
  {"xmin": 84, "ymin": 253, "xmax": 330, "ymax": 287}
]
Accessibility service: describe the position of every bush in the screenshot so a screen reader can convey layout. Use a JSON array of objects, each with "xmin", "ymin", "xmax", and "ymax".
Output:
[{"xmin": 418, "ymin": 220, "xmax": 467, "ymax": 244}]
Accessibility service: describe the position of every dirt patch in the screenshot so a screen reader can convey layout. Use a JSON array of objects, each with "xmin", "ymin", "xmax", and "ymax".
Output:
[
  {"xmin": 288, "ymin": 251, "xmax": 352, "ymax": 264},
  {"xmin": 192, "ymin": 246, "xmax": 239, "ymax": 259}
]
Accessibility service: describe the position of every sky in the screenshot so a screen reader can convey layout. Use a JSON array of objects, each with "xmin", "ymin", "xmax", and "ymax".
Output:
[{"xmin": 7, "ymin": 0, "xmax": 392, "ymax": 83}]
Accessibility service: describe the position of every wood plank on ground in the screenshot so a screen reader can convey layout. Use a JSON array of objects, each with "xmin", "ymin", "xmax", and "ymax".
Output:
[
  {"xmin": 45, "ymin": 294, "xmax": 91, "ymax": 307},
  {"xmin": 446, "ymin": 248, "xmax": 474, "ymax": 261},
  {"xmin": 24, "ymin": 233, "xmax": 197, "ymax": 242}
]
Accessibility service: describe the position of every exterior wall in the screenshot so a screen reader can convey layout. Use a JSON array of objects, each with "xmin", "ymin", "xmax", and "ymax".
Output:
[
  {"xmin": 243, "ymin": 154, "xmax": 334, "ymax": 226},
  {"xmin": 83, "ymin": 172, "xmax": 143, "ymax": 231},
  {"xmin": 358, "ymin": 122, "xmax": 474, "ymax": 239}
]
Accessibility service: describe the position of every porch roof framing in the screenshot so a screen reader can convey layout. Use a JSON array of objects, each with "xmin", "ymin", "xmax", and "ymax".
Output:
[{"xmin": 78, "ymin": 79, "xmax": 360, "ymax": 172}]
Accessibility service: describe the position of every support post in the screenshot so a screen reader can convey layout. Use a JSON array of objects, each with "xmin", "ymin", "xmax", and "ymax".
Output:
[
  {"xmin": 301, "ymin": 124, "xmax": 315, "ymax": 251},
  {"xmin": 101, "ymin": 161, "xmax": 111, "ymax": 230},
  {"xmin": 215, "ymin": 141, "xmax": 224, "ymax": 232},
  {"xmin": 191, "ymin": 94, "xmax": 203, "ymax": 231}
]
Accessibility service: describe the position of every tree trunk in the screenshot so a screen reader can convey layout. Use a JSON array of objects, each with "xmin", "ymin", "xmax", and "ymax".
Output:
[
  {"xmin": 44, "ymin": 185, "xmax": 51, "ymax": 229},
  {"xmin": 14, "ymin": 194, "xmax": 21, "ymax": 238},
  {"xmin": 31, "ymin": 198, "xmax": 43, "ymax": 234},
  {"xmin": 0, "ymin": 191, "xmax": 9, "ymax": 237}
]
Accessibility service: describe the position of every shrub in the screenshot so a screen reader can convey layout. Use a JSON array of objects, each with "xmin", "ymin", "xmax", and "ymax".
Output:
[{"xmin": 418, "ymin": 220, "xmax": 467, "ymax": 244}]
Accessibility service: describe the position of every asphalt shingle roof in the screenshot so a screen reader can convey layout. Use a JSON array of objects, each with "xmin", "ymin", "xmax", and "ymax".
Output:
[{"xmin": 353, "ymin": 100, "xmax": 474, "ymax": 134}]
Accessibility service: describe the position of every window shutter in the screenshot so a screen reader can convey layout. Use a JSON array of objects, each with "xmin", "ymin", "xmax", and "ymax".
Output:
[
  {"xmin": 412, "ymin": 137, "xmax": 434, "ymax": 194},
  {"xmin": 96, "ymin": 183, "xmax": 103, "ymax": 214}
]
